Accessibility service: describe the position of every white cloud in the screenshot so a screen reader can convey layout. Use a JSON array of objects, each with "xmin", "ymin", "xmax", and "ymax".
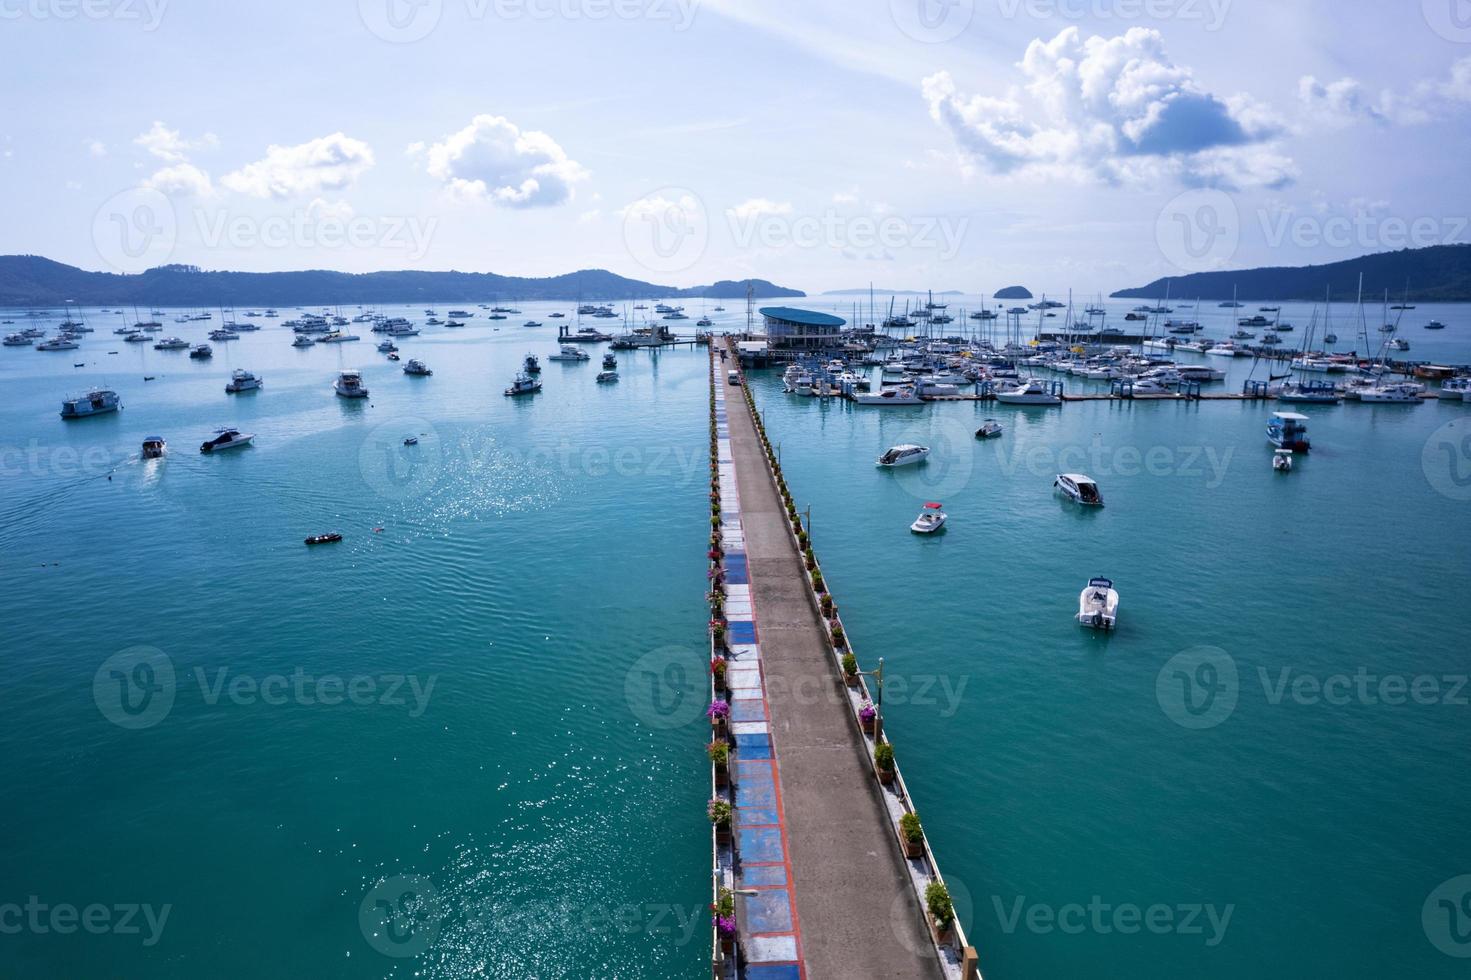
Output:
[
  {"xmin": 306, "ymin": 197, "xmax": 355, "ymax": 221},
  {"xmin": 422, "ymin": 115, "xmax": 586, "ymax": 207},
  {"xmin": 1303, "ymin": 57, "xmax": 1471, "ymax": 127},
  {"xmin": 143, "ymin": 163, "xmax": 213, "ymax": 198},
  {"xmin": 726, "ymin": 198, "xmax": 792, "ymax": 221},
  {"xmin": 577, "ymin": 208, "xmax": 602, "ymax": 223},
  {"xmin": 134, "ymin": 121, "xmax": 218, "ymax": 162},
  {"xmin": 87, "ymin": 139, "xmax": 107, "ymax": 157},
  {"xmin": 1298, "ymin": 76, "xmax": 1385, "ymax": 125},
  {"xmin": 221, "ymin": 133, "xmax": 375, "ymax": 199},
  {"xmin": 923, "ymin": 27, "xmax": 1292, "ymax": 190}
]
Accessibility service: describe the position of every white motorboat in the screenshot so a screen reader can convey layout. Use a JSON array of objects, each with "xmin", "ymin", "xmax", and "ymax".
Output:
[
  {"xmin": 225, "ymin": 369, "xmax": 263, "ymax": 393},
  {"xmin": 200, "ymin": 428, "xmax": 254, "ymax": 453},
  {"xmin": 403, "ymin": 359, "xmax": 432, "ymax": 376},
  {"xmin": 318, "ymin": 331, "xmax": 360, "ymax": 344},
  {"xmin": 915, "ymin": 379, "xmax": 963, "ymax": 398},
  {"xmin": 292, "ymin": 335, "xmax": 315, "ymax": 348},
  {"xmin": 60, "ymin": 388, "xmax": 121, "ymax": 419},
  {"xmin": 1273, "ymin": 449, "xmax": 1294, "ymax": 472},
  {"xmin": 4, "ymin": 333, "xmax": 34, "ymax": 346},
  {"xmin": 1054, "ymin": 473, "xmax": 1104, "ymax": 506},
  {"xmin": 208, "ymin": 329, "xmax": 239, "ymax": 341},
  {"xmin": 1077, "ymin": 577, "xmax": 1118, "ymax": 630},
  {"xmin": 876, "ymin": 444, "xmax": 930, "ymax": 468},
  {"xmin": 547, "ymin": 344, "xmax": 590, "ymax": 362},
  {"xmin": 334, "ymin": 371, "xmax": 369, "ymax": 398},
  {"xmin": 910, "ymin": 502, "xmax": 946, "ymax": 534},
  {"xmin": 975, "ymin": 419, "xmax": 1003, "ymax": 439},
  {"xmin": 1356, "ymin": 383, "xmax": 1422, "ymax": 404},
  {"xmin": 153, "ymin": 336, "xmax": 188, "ymax": 350},
  {"xmin": 995, "ymin": 379, "xmax": 1062, "ymax": 405},
  {"xmin": 504, "ymin": 372, "xmax": 543, "ymax": 396},
  {"xmin": 596, "ymin": 370, "xmax": 619, "ymax": 383},
  {"xmin": 852, "ymin": 386, "xmax": 922, "ymax": 406},
  {"xmin": 37, "ymin": 336, "xmax": 80, "ymax": 351},
  {"xmin": 1438, "ymin": 378, "xmax": 1471, "ymax": 401},
  {"xmin": 524, "ymin": 321, "xmax": 543, "ymax": 328},
  {"xmin": 141, "ymin": 436, "xmax": 166, "ymax": 459}
]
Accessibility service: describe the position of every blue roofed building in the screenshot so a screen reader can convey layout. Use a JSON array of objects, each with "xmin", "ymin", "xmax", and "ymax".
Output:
[{"xmin": 759, "ymin": 307, "xmax": 846, "ymax": 350}]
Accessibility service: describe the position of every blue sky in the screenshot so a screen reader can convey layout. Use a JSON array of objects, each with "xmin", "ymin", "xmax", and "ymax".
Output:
[{"xmin": 2, "ymin": 0, "xmax": 1469, "ymax": 294}]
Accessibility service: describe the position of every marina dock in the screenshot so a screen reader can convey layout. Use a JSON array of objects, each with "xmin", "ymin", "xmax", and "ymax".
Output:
[{"xmin": 709, "ymin": 343, "xmax": 978, "ymax": 979}]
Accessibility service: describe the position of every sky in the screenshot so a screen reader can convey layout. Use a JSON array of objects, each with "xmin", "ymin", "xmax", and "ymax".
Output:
[{"xmin": 2, "ymin": 0, "xmax": 1470, "ymax": 296}]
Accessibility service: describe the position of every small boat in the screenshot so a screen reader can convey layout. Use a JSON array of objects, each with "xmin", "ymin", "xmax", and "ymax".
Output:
[
  {"xmin": 402, "ymin": 359, "xmax": 432, "ymax": 376},
  {"xmin": 1054, "ymin": 473, "xmax": 1104, "ymax": 506},
  {"xmin": 334, "ymin": 371, "xmax": 369, "ymax": 398},
  {"xmin": 292, "ymin": 335, "xmax": 316, "ymax": 348},
  {"xmin": 524, "ymin": 321, "xmax": 543, "ymax": 328},
  {"xmin": 602, "ymin": 353, "xmax": 617, "ymax": 370},
  {"xmin": 377, "ymin": 340, "xmax": 398, "ymax": 353},
  {"xmin": 60, "ymin": 388, "xmax": 121, "ymax": 419},
  {"xmin": 1266, "ymin": 411, "xmax": 1311, "ymax": 452},
  {"xmin": 596, "ymin": 370, "xmax": 619, "ymax": 383},
  {"xmin": 225, "ymin": 369, "xmax": 262, "ymax": 393},
  {"xmin": 524, "ymin": 354, "xmax": 541, "ymax": 374},
  {"xmin": 387, "ymin": 352, "xmax": 400, "ymax": 361},
  {"xmin": 189, "ymin": 343, "xmax": 213, "ymax": 359},
  {"xmin": 1389, "ymin": 338, "xmax": 1410, "ymax": 351},
  {"xmin": 141, "ymin": 436, "xmax": 166, "ymax": 459},
  {"xmin": 1273, "ymin": 449, "xmax": 1294, "ymax": 472},
  {"xmin": 1077, "ymin": 577, "xmax": 1119, "ymax": 630},
  {"xmin": 403, "ymin": 436, "xmax": 419, "ymax": 446},
  {"xmin": 975, "ymin": 419, "xmax": 1003, "ymax": 439},
  {"xmin": 876, "ymin": 444, "xmax": 930, "ymax": 468},
  {"xmin": 445, "ymin": 320, "xmax": 465, "ymax": 328},
  {"xmin": 910, "ymin": 502, "xmax": 946, "ymax": 534},
  {"xmin": 547, "ymin": 344, "xmax": 590, "ymax": 362},
  {"xmin": 1323, "ymin": 333, "xmax": 1338, "ymax": 344},
  {"xmin": 200, "ymin": 428, "xmax": 254, "ymax": 453},
  {"xmin": 1425, "ymin": 320, "xmax": 1446, "ymax": 330},
  {"xmin": 504, "ymin": 372, "xmax": 543, "ymax": 396},
  {"xmin": 304, "ymin": 533, "xmax": 342, "ymax": 545}
]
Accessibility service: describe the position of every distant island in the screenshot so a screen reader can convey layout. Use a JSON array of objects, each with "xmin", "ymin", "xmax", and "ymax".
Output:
[
  {"xmin": 0, "ymin": 255, "xmax": 805, "ymax": 306},
  {"xmin": 993, "ymin": 286, "xmax": 1033, "ymax": 299},
  {"xmin": 821, "ymin": 288, "xmax": 965, "ymax": 296},
  {"xmin": 1112, "ymin": 244, "xmax": 1471, "ymax": 301}
]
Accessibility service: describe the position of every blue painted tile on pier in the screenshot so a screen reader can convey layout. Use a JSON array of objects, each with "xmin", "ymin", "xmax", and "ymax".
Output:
[
  {"xmin": 745, "ymin": 890, "xmax": 793, "ymax": 933},
  {"xmin": 737, "ymin": 806, "xmax": 780, "ymax": 827},
  {"xmin": 739, "ymin": 865, "xmax": 787, "ymax": 887},
  {"xmin": 735, "ymin": 779, "xmax": 775, "ymax": 808},
  {"xmin": 727, "ymin": 621, "xmax": 757, "ymax": 644},
  {"xmin": 734, "ymin": 760, "xmax": 773, "ymax": 782},
  {"xmin": 735, "ymin": 731, "xmax": 769, "ymax": 751},
  {"xmin": 747, "ymin": 965, "xmax": 801, "ymax": 979},
  {"xmin": 737, "ymin": 827, "xmax": 785, "ymax": 864},
  {"xmin": 731, "ymin": 699, "xmax": 766, "ymax": 722}
]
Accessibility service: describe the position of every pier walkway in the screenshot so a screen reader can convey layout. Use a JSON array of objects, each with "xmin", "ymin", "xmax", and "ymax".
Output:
[{"xmin": 713, "ymin": 352, "xmax": 953, "ymax": 979}]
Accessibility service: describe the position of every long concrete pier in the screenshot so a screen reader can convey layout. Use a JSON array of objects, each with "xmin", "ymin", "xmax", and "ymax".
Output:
[{"xmin": 710, "ymin": 346, "xmax": 976, "ymax": 979}]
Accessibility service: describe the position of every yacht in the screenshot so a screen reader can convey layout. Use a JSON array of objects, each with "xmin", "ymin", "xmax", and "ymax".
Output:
[
  {"xmin": 1438, "ymin": 378, "xmax": 1471, "ymax": 401},
  {"xmin": 1054, "ymin": 473, "xmax": 1104, "ymax": 506},
  {"xmin": 975, "ymin": 419, "xmax": 1003, "ymax": 439},
  {"xmin": 1176, "ymin": 365, "xmax": 1226, "ymax": 382},
  {"xmin": 1276, "ymin": 382, "xmax": 1341, "ymax": 405},
  {"xmin": 1273, "ymin": 449, "xmax": 1294, "ymax": 473},
  {"xmin": 60, "ymin": 388, "xmax": 121, "ymax": 419},
  {"xmin": 334, "ymin": 371, "xmax": 369, "ymax": 398},
  {"xmin": 383, "ymin": 321, "xmax": 419, "ymax": 336},
  {"xmin": 568, "ymin": 327, "xmax": 614, "ymax": 342},
  {"xmin": 995, "ymin": 379, "xmax": 1062, "ymax": 405},
  {"xmin": 200, "ymin": 428, "xmax": 254, "ymax": 453},
  {"xmin": 596, "ymin": 370, "xmax": 619, "ymax": 383},
  {"xmin": 1267, "ymin": 412, "xmax": 1311, "ymax": 452},
  {"xmin": 37, "ymin": 336, "xmax": 80, "ymax": 351},
  {"xmin": 225, "ymin": 369, "xmax": 262, "ymax": 393},
  {"xmin": 153, "ymin": 336, "xmax": 188, "ymax": 350},
  {"xmin": 1356, "ymin": 383, "xmax": 1423, "ymax": 404},
  {"xmin": 123, "ymin": 332, "xmax": 149, "ymax": 343},
  {"xmin": 1077, "ymin": 577, "xmax": 1119, "ymax": 630},
  {"xmin": 402, "ymin": 359, "xmax": 432, "ymax": 376},
  {"xmin": 504, "ymin": 372, "xmax": 542, "ymax": 396},
  {"xmin": 4, "ymin": 333, "xmax": 33, "ymax": 346},
  {"xmin": 292, "ymin": 335, "xmax": 316, "ymax": 348},
  {"xmin": 910, "ymin": 502, "xmax": 946, "ymax": 534},
  {"xmin": 547, "ymin": 344, "xmax": 590, "ymax": 362},
  {"xmin": 208, "ymin": 329, "xmax": 239, "ymax": 341},
  {"xmin": 447, "ymin": 310, "xmax": 471, "ymax": 318},
  {"xmin": 190, "ymin": 343, "xmax": 213, "ymax": 359},
  {"xmin": 852, "ymin": 386, "xmax": 922, "ymax": 406},
  {"xmin": 318, "ymin": 331, "xmax": 360, "ymax": 344},
  {"xmin": 1205, "ymin": 342, "xmax": 1248, "ymax": 357},
  {"xmin": 876, "ymin": 444, "xmax": 930, "ymax": 468},
  {"xmin": 141, "ymin": 436, "xmax": 166, "ymax": 459}
]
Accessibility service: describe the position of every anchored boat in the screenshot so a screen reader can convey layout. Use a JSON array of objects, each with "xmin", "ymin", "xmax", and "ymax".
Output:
[
  {"xmin": 910, "ymin": 502, "xmax": 946, "ymax": 534},
  {"xmin": 1077, "ymin": 577, "xmax": 1119, "ymax": 630}
]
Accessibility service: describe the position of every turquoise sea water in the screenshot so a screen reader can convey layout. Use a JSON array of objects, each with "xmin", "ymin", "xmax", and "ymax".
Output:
[{"xmin": 2, "ymin": 299, "xmax": 1470, "ymax": 977}]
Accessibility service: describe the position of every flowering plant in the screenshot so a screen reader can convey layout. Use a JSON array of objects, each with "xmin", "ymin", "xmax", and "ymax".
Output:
[
  {"xmin": 859, "ymin": 701, "xmax": 876, "ymax": 724},
  {"xmin": 707, "ymin": 699, "xmax": 730, "ymax": 720}
]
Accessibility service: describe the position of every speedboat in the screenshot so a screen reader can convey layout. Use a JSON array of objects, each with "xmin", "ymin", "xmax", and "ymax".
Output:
[
  {"xmin": 1273, "ymin": 449, "xmax": 1294, "ymax": 472},
  {"xmin": 141, "ymin": 436, "xmax": 166, "ymax": 459},
  {"xmin": 975, "ymin": 419, "xmax": 1003, "ymax": 439},
  {"xmin": 292, "ymin": 335, "xmax": 315, "ymax": 348},
  {"xmin": 403, "ymin": 359, "xmax": 432, "ymax": 376},
  {"xmin": 1267, "ymin": 411, "xmax": 1311, "ymax": 451},
  {"xmin": 1425, "ymin": 320, "xmax": 1446, "ymax": 330},
  {"xmin": 200, "ymin": 428, "xmax": 254, "ymax": 453},
  {"xmin": 189, "ymin": 343, "xmax": 213, "ymax": 359},
  {"xmin": 853, "ymin": 386, "xmax": 922, "ymax": 405},
  {"xmin": 995, "ymin": 379, "xmax": 1062, "ymax": 405},
  {"xmin": 60, "ymin": 388, "xmax": 121, "ymax": 419},
  {"xmin": 910, "ymin": 502, "xmax": 946, "ymax": 534},
  {"xmin": 1054, "ymin": 473, "xmax": 1103, "ymax": 506},
  {"xmin": 403, "ymin": 436, "xmax": 419, "ymax": 446},
  {"xmin": 225, "ymin": 369, "xmax": 262, "ymax": 393},
  {"xmin": 524, "ymin": 320, "xmax": 543, "ymax": 328},
  {"xmin": 596, "ymin": 370, "xmax": 619, "ymax": 383},
  {"xmin": 334, "ymin": 371, "xmax": 369, "ymax": 398},
  {"xmin": 547, "ymin": 344, "xmax": 590, "ymax": 361},
  {"xmin": 504, "ymin": 372, "xmax": 543, "ymax": 396},
  {"xmin": 876, "ymin": 444, "xmax": 930, "ymax": 468},
  {"xmin": 304, "ymin": 532, "xmax": 342, "ymax": 546},
  {"xmin": 1077, "ymin": 577, "xmax": 1119, "ymax": 630}
]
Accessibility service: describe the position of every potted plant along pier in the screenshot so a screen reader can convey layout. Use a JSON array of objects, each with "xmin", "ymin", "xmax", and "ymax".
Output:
[
  {"xmin": 710, "ymin": 655, "xmax": 728, "ymax": 693},
  {"xmin": 711, "ymin": 886, "xmax": 737, "ymax": 956},
  {"xmin": 860, "ymin": 700, "xmax": 878, "ymax": 736},
  {"xmin": 830, "ymin": 623, "xmax": 846, "ymax": 649},
  {"xmin": 711, "ymin": 620, "xmax": 727, "ymax": 651},
  {"xmin": 709, "ymin": 797, "xmax": 733, "ymax": 846},
  {"xmin": 708, "ymin": 698, "xmax": 731, "ymax": 737},
  {"xmin": 819, "ymin": 594, "xmax": 834, "ymax": 618},
  {"xmin": 841, "ymin": 652, "xmax": 859, "ymax": 687},
  {"xmin": 708, "ymin": 739, "xmax": 730, "ymax": 785},
  {"xmin": 810, "ymin": 571, "xmax": 826, "ymax": 595},
  {"xmin": 900, "ymin": 812, "xmax": 924, "ymax": 858},
  {"xmin": 874, "ymin": 739, "xmax": 895, "ymax": 784},
  {"xmin": 926, "ymin": 881, "xmax": 956, "ymax": 946}
]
